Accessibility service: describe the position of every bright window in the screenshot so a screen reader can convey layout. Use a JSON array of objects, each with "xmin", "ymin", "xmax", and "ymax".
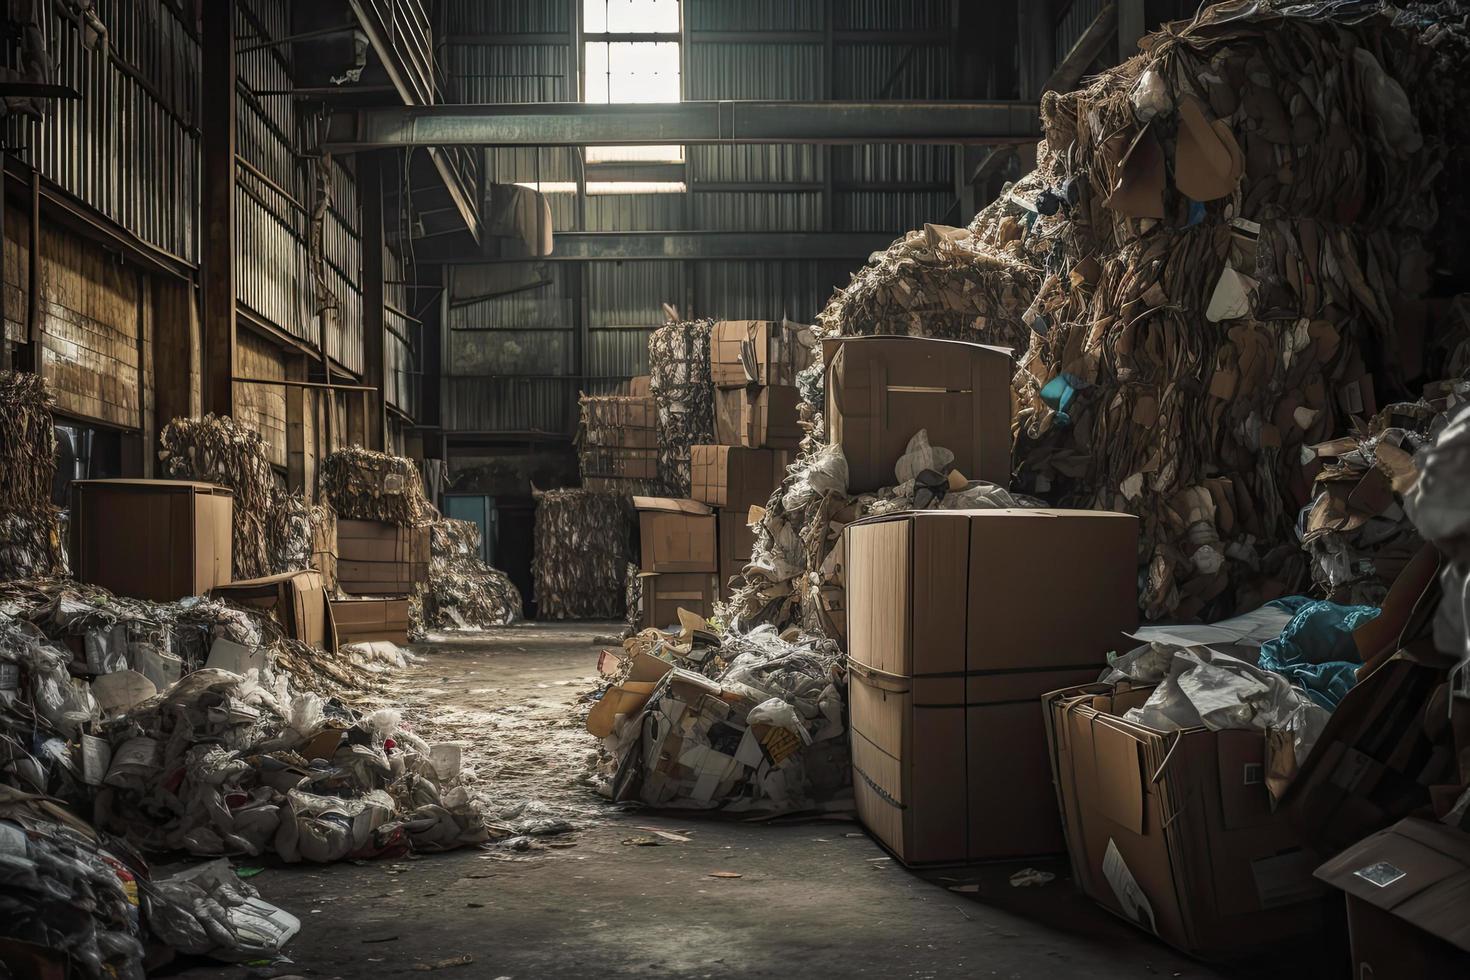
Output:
[{"xmin": 583, "ymin": 0, "xmax": 682, "ymax": 174}]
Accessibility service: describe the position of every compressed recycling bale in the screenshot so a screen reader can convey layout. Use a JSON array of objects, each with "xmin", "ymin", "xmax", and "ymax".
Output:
[
  {"xmin": 321, "ymin": 447, "xmax": 433, "ymax": 526},
  {"xmin": 648, "ymin": 319, "xmax": 715, "ymax": 496},
  {"xmin": 577, "ymin": 392, "xmax": 662, "ymax": 495},
  {"xmin": 0, "ymin": 371, "xmax": 65, "ymax": 579},
  {"xmin": 417, "ymin": 517, "xmax": 523, "ymax": 631},
  {"xmin": 532, "ymin": 488, "xmax": 632, "ymax": 620}
]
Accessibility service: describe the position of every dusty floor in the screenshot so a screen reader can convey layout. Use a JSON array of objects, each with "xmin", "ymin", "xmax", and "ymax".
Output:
[{"xmin": 165, "ymin": 623, "xmax": 1342, "ymax": 980}]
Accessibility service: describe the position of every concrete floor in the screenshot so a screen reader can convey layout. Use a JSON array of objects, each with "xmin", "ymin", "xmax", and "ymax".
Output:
[{"xmin": 166, "ymin": 623, "xmax": 1341, "ymax": 980}]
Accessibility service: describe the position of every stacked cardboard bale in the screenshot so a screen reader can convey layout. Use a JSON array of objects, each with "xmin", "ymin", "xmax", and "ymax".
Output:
[
  {"xmin": 577, "ymin": 376, "xmax": 661, "ymax": 495},
  {"xmin": 421, "ymin": 516, "xmax": 523, "ymax": 631},
  {"xmin": 532, "ymin": 487, "xmax": 632, "ymax": 620},
  {"xmin": 647, "ymin": 317, "xmax": 715, "ymax": 496},
  {"xmin": 321, "ymin": 448, "xmax": 433, "ymax": 644},
  {"xmin": 0, "ymin": 371, "xmax": 65, "ymax": 579}
]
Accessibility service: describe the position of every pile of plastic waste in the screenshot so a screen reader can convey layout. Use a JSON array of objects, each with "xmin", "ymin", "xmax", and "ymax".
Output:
[
  {"xmin": 648, "ymin": 318, "xmax": 715, "ymax": 496},
  {"xmin": 531, "ymin": 488, "xmax": 632, "ymax": 620},
  {"xmin": 588, "ymin": 622, "xmax": 849, "ymax": 813},
  {"xmin": 0, "ymin": 370, "xmax": 65, "ymax": 579}
]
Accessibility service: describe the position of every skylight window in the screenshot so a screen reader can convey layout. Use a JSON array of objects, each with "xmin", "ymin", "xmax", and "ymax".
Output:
[{"xmin": 583, "ymin": 0, "xmax": 682, "ymax": 170}]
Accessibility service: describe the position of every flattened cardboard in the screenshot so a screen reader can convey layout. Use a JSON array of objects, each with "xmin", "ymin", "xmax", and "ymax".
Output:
[
  {"xmin": 690, "ymin": 446, "xmax": 782, "ymax": 510},
  {"xmin": 212, "ymin": 570, "xmax": 337, "ymax": 652},
  {"xmin": 330, "ymin": 597, "xmax": 411, "ymax": 645},
  {"xmin": 336, "ymin": 519, "xmax": 430, "ymax": 595},
  {"xmin": 640, "ymin": 572, "xmax": 718, "ymax": 631},
  {"xmin": 1314, "ymin": 817, "xmax": 1470, "ymax": 977},
  {"xmin": 714, "ymin": 386, "xmax": 802, "ymax": 450},
  {"xmin": 824, "ymin": 336, "xmax": 1013, "ymax": 492},
  {"xmin": 1044, "ymin": 683, "xmax": 1327, "ymax": 957},
  {"xmin": 636, "ymin": 498, "xmax": 717, "ymax": 573},
  {"xmin": 71, "ymin": 479, "xmax": 234, "ymax": 602},
  {"xmin": 710, "ymin": 320, "xmax": 810, "ymax": 388}
]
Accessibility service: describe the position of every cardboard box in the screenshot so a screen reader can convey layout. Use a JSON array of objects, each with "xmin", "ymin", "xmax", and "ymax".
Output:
[
  {"xmin": 710, "ymin": 320, "xmax": 810, "ymax": 388},
  {"xmin": 717, "ymin": 508, "xmax": 757, "ymax": 599},
  {"xmin": 330, "ymin": 596, "xmax": 411, "ymax": 645},
  {"xmin": 336, "ymin": 519, "xmax": 430, "ymax": 595},
  {"xmin": 634, "ymin": 497, "xmax": 717, "ymax": 574},
  {"xmin": 640, "ymin": 572, "xmax": 718, "ymax": 631},
  {"xmin": 690, "ymin": 446, "xmax": 782, "ymax": 510},
  {"xmin": 825, "ymin": 336, "xmax": 1013, "ymax": 491},
  {"xmin": 1044, "ymin": 681, "xmax": 1328, "ymax": 957},
  {"xmin": 714, "ymin": 385, "xmax": 801, "ymax": 450},
  {"xmin": 845, "ymin": 509, "xmax": 1138, "ymax": 864},
  {"xmin": 1314, "ymin": 818, "xmax": 1470, "ymax": 979},
  {"xmin": 212, "ymin": 570, "xmax": 336, "ymax": 652},
  {"xmin": 71, "ymin": 479, "xmax": 233, "ymax": 602}
]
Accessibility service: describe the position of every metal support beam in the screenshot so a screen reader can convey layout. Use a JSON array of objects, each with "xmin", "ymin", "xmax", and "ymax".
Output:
[
  {"xmin": 439, "ymin": 231, "xmax": 895, "ymax": 264},
  {"xmin": 324, "ymin": 100, "xmax": 1040, "ymax": 150},
  {"xmin": 359, "ymin": 152, "xmax": 388, "ymax": 451},
  {"xmin": 201, "ymin": 0, "xmax": 237, "ymax": 418}
]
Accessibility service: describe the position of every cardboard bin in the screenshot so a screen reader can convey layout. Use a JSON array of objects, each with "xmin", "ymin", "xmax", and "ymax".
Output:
[
  {"xmin": 331, "ymin": 596, "xmax": 411, "ymax": 645},
  {"xmin": 212, "ymin": 570, "xmax": 336, "ymax": 651},
  {"xmin": 71, "ymin": 479, "xmax": 233, "ymax": 602},
  {"xmin": 336, "ymin": 519, "xmax": 430, "ymax": 595},
  {"xmin": 1314, "ymin": 818, "xmax": 1470, "ymax": 980},
  {"xmin": 640, "ymin": 572, "xmax": 718, "ymax": 631},
  {"xmin": 714, "ymin": 385, "xmax": 801, "ymax": 450},
  {"xmin": 844, "ymin": 509, "xmax": 1138, "ymax": 864},
  {"xmin": 634, "ymin": 496, "xmax": 717, "ymax": 574},
  {"xmin": 825, "ymin": 336, "xmax": 1012, "ymax": 492},
  {"xmin": 710, "ymin": 320, "xmax": 811, "ymax": 388},
  {"xmin": 1043, "ymin": 681, "xmax": 1328, "ymax": 958},
  {"xmin": 690, "ymin": 446, "xmax": 783, "ymax": 510}
]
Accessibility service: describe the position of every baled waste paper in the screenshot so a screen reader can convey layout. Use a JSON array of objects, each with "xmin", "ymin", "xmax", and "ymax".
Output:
[
  {"xmin": 532, "ymin": 488, "xmax": 633, "ymax": 620},
  {"xmin": 0, "ymin": 370, "xmax": 65, "ymax": 579},
  {"xmin": 418, "ymin": 516, "xmax": 523, "ymax": 632},
  {"xmin": 648, "ymin": 318, "xmax": 715, "ymax": 496},
  {"xmin": 321, "ymin": 446, "xmax": 434, "ymax": 527},
  {"xmin": 577, "ymin": 390, "xmax": 661, "ymax": 496}
]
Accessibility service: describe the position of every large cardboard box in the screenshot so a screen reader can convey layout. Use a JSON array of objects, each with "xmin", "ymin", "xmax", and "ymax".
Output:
[
  {"xmin": 1044, "ymin": 681, "xmax": 1327, "ymax": 958},
  {"xmin": 845, "ymin": 509, "xmax": 1138, "ymax": 864},
  {"xmin": 717, "ymin": 508, "xmax": 757, "ymax": 599},
  {"xmin": 640, "ymin": 572, "xmax": 718, "ymax": 630},
  {"xmin": 690, "ymin": 446, "xmax": 783, "ymax": 510},
  {"xmin": 1314, "ymin": 818, "xmax": 1470, "ymax": 979},
  {"xmin": 331, "ymin": 596, "xmax": 411, "ymax": 645},
  {"xmin": 714, "ymin": 386, "xmax": 801, "ymax": 450},
  {"xmin": 213, "ymin": 570, "xmax": 336, "ymax": 651},
  {"xmin": 710, "ymin": 320, "xmax": 810, "ymax": 388},
  {"xmin": 633, "ymin": 497, "xmax": 717, "ymax": 573},
  {"xmin": 825, "ymin": 336, "xmax": 1012, "ymax": 492},
  {"xmin": 336, "ymin": 519, "xmax": 430, "ymax": 595},
  {"xmin": 71, "ymin": 479, "xmax": 233, "ymax": 602}
]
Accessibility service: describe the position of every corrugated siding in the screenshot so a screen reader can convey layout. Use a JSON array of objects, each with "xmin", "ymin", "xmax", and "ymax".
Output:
[
  {"xmin": 444, "ymin": 43, "xmax": 570, "ymax": 102},
  {"xmin": 586, "ymin": 193, "xmax": 685, "ymax": 232},
  {"xmin": 695, "ymin": 260, "xmax": 852, "ymax": 323},
  {"xmin": 690, "ymin": 191, "xmax": 822, "ymax": 231},
  {"xmin": 587, "ymin": 262, "xmax": 682, "ymax": 328},
  {"xmin": 384, "ymin": 247, "xmax": 418, "ymax": 418},
  {"xmin": 4, "ymin": 0, "xmax": 199, "ymax": 262},
  {"xmin": 440, "ymin": 0, "xmax": 570, "ymax": 33},
  {"xmin": 835, "ymin": 190, "xmax": 954, "ymax": 231},
  {"xmin": 835, "ymin": 0, "xmax": 951, "ymax": 30},
  {"xmin": 686, "ymin": 0, "xmax": 821, "ymax": 30},
  {"xmin": 234, "ymin": 330, "xmax": 287, "ymax": 467}
]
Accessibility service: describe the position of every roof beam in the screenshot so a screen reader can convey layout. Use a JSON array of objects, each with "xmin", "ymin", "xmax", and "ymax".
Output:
[
  {"xmin": 412, "ymin": 231, "xmax": 895, "ymax": 264},
  {"xmin": 323, "ymin": 100, "xmax": 1040, "ymax": 150}
]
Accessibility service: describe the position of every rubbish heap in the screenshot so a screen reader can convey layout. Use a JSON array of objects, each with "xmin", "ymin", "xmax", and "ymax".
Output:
[
  {"xmin": 727, "ymin": 432, "xmax": 1041, "ymax": 643},
  {"xmin": 815, "ymin": 222, "xmax": 1037, "ymax": 350},
  {"xmin": 532, "ymin": 487, "xmax": 631, "ymax": 620},
  {"xmin": 418, "ymin": 516, "xmax": 523, "ymax": 631},
  {"xmin": 0, "ymin": 370, "xmax": 66, "ymax": 579},
  {"xmin": 648, "ymin": 317, "xmax": 715, "ymax": 496},
  {"xmin": 158, "ymin": 414, "xmax": 290, "ymax": 579},
  {"xmin": 1406, "ymin": 396, "xmax": 1470, "ymax": 674},
  {"xmin": 588, "ymin": 622, "xmax": 848, "ymax": 813},
  {"xmin": 321, "ymin": 445, "xmax": 434, "ymax": 527}
]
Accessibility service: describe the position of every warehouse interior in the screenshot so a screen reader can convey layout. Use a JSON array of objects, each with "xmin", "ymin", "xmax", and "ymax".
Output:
[{"xmin": 3, "ymin": 0, "xmax": 1470, "ymax": 977}]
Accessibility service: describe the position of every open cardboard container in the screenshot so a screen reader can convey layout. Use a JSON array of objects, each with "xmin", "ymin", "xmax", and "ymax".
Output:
[
  {"xmin": 634, "ymin": 496, "xmax": 717, "ymax": 574},
  {"xmin": 212, "ymin": 570, "xmax": 337, "ymax": 652}
]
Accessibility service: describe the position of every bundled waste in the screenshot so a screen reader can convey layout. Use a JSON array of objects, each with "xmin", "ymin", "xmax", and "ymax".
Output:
[
  {"xmin": 0, "ymin": 370, "xmax": 65, "ymax": 578},
  {"xmin": 532, "ymin": 488, "xmax": 632, "ymax": 620},
  {"xmin": 727, "ymin": 432, "xmax": 1042, "ymax": 640},
  {"xmin": 589, "ymin": 623, "xmax": 849, "ymax": 813},
  {"xmin": 417, "ymin": 516, "xmax": 523, "ymax": 632},
  {"xmin": 577, "ymin": 391, "xmax": 662, "ymax": 496},
  {"xmin": 648, "ymin": 318, "xmax": 715, "ymax": 496},
  {"xmin": 815, "ymin": 223, "xmax": 1037, "ymax": 350},
  {"xmin": 321, "ymin": 446, "xmax": 433, "ymax": 526},
  {"xmin": 158, "ymin": 414, "xmax": 286, "ymax": 580},
  {"xmin": 266, "ymin": 491, "xmax": 313, "ymax": 575}
]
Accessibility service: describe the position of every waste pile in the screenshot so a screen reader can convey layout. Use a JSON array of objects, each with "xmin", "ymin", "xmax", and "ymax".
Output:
[
  {"xmin": 0, "ymin": 370, "xmax": 65, "ymax": 579},
  {"xmin": 321, "ymin": 446, "xmax": 434, "ymax": 527},
  {"xmin": 648, "ymin": 318, "xmax": 715, "ymax": 496},
  {"xmin": 532, "ymin": 488, "xmax": 631, "ymax": 620},
  {"xmin": 588, "ymin": 622, "xmax": 849, "ymax": 813},
  {"xmin": 815, "ymin": 223, "xmax": 1037, "ymax": 349},
  {"xmin": 727, "ymin": 431, "xmax": 1041, "ymax": 641},
  {"xmin": 1406, "ymin": 395, "xmax": 1470, "ymax": 666},
  {"xmin": 158, "ymin": 414, "xmax": 288, "ymax": 580},
  {"xmin": 417, "ymin": 516, "xmax": 523, "ymax": 632}
]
